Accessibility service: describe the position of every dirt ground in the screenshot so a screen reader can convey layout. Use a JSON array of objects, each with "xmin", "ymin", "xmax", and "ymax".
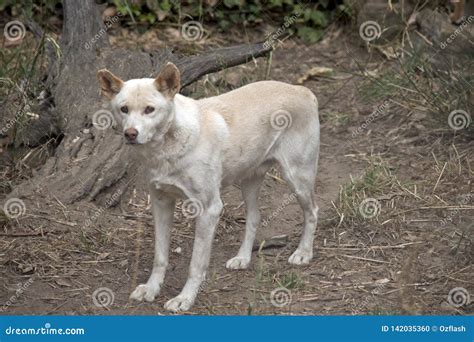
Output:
[{"xmin": 0, "ymin": 22, "xmax": 473, "ymax": 316}]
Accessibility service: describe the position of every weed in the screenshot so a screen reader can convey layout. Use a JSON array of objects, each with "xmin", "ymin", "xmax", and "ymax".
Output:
[
  {"xmin": 336, "ymin": 156, "xmax": 401, "ymax": 222},
  {"xmin": 358, "ymin": 52, "xmax": 473, "ymax": 134}
]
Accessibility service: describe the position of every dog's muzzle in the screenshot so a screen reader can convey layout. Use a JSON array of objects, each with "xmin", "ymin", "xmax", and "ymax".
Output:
[{"xmin": 124, "ymin": 128, "xmax": 138, "ymax": 143}]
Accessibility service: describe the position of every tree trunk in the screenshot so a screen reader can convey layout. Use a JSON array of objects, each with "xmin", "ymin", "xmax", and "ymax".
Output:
[{"xmin": 14, "ymin": 0, "xmax": 271, "ymax": 205}]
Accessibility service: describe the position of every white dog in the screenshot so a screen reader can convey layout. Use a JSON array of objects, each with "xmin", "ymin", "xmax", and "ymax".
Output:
[{"xmin": 97, "ymin": 63, "xmax": 320, "ymax": 312}]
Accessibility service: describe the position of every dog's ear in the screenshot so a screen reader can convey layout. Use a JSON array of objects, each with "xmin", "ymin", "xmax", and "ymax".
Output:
[
  {"xmin": 155, "ymin": 62, "xmax": 180, "ymax": 99},
  {"xmin": 97, "ymin": 69, "xmax": 124, "ymax": 100}
]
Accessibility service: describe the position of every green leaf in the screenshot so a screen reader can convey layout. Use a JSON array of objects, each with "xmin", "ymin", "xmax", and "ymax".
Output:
[
  {"xmin": 303, "ymin": 8, "xmax": 312, "ymax": 21},
  {"xmin": 319, "ymin": 0, "xmax": 330, "ymax": 8},
  {"xmin": 160, "ymin": 0, "xmax": 172, "ymax": 11},
  {"xmin": 310, "ymin": 10, "xmax": 328, "ymax": 27},
  {"xmin": 223, "ymin": 0, "xmax": 241, "ymax": 8},
  {"xmin": 230, "ymin": 13, "xmax": 240, "ymax": 23},
  {"xmin": 221, "ymin": 20, "xmax": 231, "ymax": 30},
  {"xmin": 249, "ymin": 4, "xmax": 260, "ymax": 14},
  {"xmin": 269, "ymin": 0, "xmax": 283, "ymax": 7},
  {"xmin": 297, "ymin": 26, "xmax": 324, "ymax": 43},
  {"xmin": 146, "ymin": 0, "xmax": 160, "ymax": 11}
]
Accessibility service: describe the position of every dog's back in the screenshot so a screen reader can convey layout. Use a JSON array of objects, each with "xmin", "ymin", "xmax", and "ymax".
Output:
[
  {"xmin": 196, "ymin": 80, "xmax": 319, "ymax": 185},
  {"xmin": 198, "ymin": 80, "xmax": 318, "ymax": 129}
]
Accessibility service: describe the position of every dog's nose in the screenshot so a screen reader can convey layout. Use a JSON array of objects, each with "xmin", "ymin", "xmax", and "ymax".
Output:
[{"xmin": 124, "ymin": 128, "xmax": 138, "ymax": 142}]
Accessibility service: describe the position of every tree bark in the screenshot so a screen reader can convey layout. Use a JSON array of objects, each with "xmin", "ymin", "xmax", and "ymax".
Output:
[{"xmin": 14, "ymin": 0, "xmax": 271, "ymax": 205}]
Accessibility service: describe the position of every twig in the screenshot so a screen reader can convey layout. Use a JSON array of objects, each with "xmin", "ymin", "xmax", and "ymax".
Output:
[
  {"xmin": 392, "ymin": 206, "xmax": 474, "ymax": 216},
  {"xmin": 322, "ymin": 252, "xmax": 390, "ymax": 264},
  {"xmin": 0, "ymin": 232, "xmax": 48, "ymax": 237},
  {"xmin": 26, "ymin": 215, "xmax": 77, "ymax": 227},
  {"xmin": 267, "ymin": 173, "xmax": 285, "ymax": 184},
  {"xmin": 319, "ymin": 241, "xmax": 422, "ymax": 251},
  {"xmin": 432, "ymin": 162, "xmax": 447, "ymax": 193},
  {"xmin": 339, "ymin": 254, "xmax": 390, "ymax": 264}
]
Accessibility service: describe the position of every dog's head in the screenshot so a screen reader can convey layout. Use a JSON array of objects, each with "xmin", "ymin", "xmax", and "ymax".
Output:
[{"xmin": 97, "ymin": 62, "xmax": 180, "ymax": 145}]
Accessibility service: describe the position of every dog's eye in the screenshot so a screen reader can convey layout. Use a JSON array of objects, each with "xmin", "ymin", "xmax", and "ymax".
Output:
[
  {"xmin": 144, "ymin": 106, "xmax": 155, "ymax": 114},
  {"xmin": 120, "ymin": 106, "xmax": 129, "ymax": 113}
]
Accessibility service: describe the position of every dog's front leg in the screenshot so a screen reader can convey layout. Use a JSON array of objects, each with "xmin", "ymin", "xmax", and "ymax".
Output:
[
  {"xmin": 164, "ymin": 197, "xmax": 223, "ymax": 312},
  {"xmin": 130, "ymin": 189, "xmax": 175, "ymax": 302}
]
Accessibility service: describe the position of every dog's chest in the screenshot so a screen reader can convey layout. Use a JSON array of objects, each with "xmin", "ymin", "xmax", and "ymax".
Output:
[{"xmin": 148, "ymin": 160, "xmax": 186, "ymax": 198}]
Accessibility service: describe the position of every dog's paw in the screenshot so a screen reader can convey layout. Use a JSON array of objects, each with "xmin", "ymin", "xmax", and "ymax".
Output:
[
  {"xmin": 130, "ymin": 284, "xmax": 159, "ymax": 302},
  {"xmin": 288, "ymin": 249, "xmax": 312, "ymax": 265},
  {"xmin": 164, "ymin": 295, "xmax": 193, "ymax": 312},
  {"xmin": 226, "ymin": 256, "xmax": 250, "ymax": 270}
]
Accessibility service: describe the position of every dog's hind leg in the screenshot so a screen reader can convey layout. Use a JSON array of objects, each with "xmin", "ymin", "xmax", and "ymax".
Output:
[
  {"xmin": 284, "ymin": 165, "xmax": 319, "ymax": 264},
  {"xmin": 226, "ymin": 171, "xmax": 267, "ymax": 270},
  {"xmin": 130, "ymin": 189, "xmax": 175, "ymax": 302},
  {"xmin": 277, "ymin": 138, "xmax": 319, "ymax": 265}
]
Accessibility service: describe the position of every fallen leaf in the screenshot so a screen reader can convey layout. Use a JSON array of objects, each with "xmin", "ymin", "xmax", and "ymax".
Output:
[
  {"xmin": 55, "ymin": 279, "xmax": 72, "ymax": 287},
  {"xmin": 225, "ymin": 72, "xmax": 241, "ymax": 87},
  {"xmin": 297, "ymin": 67, "xmax": 334, "ymax": 84},
  {"xmin": 97, "ymin": 252, "xmax": 110, "ymax": 260},
  {"xmin": 374, "ymin": 278, "xmax": 391, "ymax": 284}
]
